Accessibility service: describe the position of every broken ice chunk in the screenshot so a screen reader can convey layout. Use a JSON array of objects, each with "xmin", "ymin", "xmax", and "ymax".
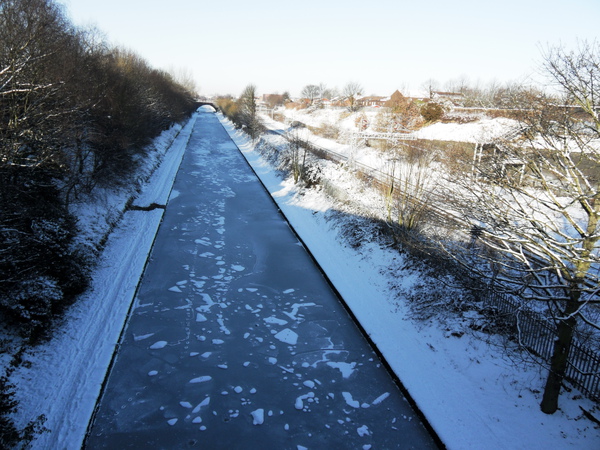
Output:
[
  {"xmin": 274, "ymin": 328, "xmax": 298, "ymax": 345},
  {"xmin": 149, "ymin": 341, "xmax": 167, "ymax": 349},
  {"xmin": 189, "ymin": 376, "xmax": 212, "ymax": 384},
  {"xmin": 357, "ymin": 425, "xmax": 371, "ymax": 437},
  {"xmin": 251, "ymin": 409, "xmax": 264, "ymax": 425},
  {"xmin": 372, "ymin": 392, "xmax": 390, "ymax": 405},
  {"xmin": 342, "ymin": 392, "xmax": 360, "ymax": 408}
]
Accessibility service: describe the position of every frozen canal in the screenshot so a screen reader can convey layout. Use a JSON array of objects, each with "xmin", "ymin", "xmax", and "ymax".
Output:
[{"xmin": 85, "ymin": 110, "xmax": 438, "ymax": 449}]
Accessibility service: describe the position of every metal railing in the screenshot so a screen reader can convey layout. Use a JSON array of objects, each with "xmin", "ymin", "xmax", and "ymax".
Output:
[{"xmin": 483, "ymin": 290, "xmax": 600, "ymax": 401}]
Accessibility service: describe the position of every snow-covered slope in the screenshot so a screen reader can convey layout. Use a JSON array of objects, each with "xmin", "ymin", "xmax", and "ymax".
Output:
[{"xmin": 279, "ymin": 106, "xmax": 520, "ymax": 143}]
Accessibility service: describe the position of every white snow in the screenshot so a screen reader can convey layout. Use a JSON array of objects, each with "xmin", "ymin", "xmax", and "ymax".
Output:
[
  {"xmin": 413, "ymin": 117, "xmax": 520, "ymax": 143},
  {"xmin": 277, "ymin": 106, "xmax": 519, "ymax": 145}
]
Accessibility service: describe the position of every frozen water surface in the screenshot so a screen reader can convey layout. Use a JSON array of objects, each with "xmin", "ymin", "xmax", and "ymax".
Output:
[{"xmin": 85, "ymin": 110, "xmax": 437, "ymax": 449}]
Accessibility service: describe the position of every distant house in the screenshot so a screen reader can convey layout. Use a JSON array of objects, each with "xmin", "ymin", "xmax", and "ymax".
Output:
[
  {"xmin": 432, "ymin": 91, "xmax": 464, "ymax": 106},
  {"xmin": 384, "ymin": 90, "xmax": 406, "ymax": 109},
  {"xmin": 357, "ymin": 96, "xmax": 386, "ymax": 107},
  {"xmin": 330, "ymin": 96, "xmax": 351, "ymax": 108}
]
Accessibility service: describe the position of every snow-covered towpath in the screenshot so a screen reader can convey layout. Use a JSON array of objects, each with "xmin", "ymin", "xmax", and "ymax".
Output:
[{"xmin": 85, "ymin": 109, "xmax": 437, "ymax": 448}]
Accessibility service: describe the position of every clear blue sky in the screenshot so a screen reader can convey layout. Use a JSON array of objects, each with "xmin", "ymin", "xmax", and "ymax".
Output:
[{"xmin": 62, "ymin": 0, "xmax": 600, "ymax": 97}]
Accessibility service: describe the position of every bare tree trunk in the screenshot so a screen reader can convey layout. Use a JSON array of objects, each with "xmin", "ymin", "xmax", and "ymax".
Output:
[{"xmin": 540, "ymin": 294, "xmax": 578, "ymax": 414}]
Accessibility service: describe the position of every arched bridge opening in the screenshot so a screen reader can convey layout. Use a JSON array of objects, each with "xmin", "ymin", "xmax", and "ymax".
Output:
[{"xmin": 197, "ymin": 101, "xmax": 218, "ymax": 112}]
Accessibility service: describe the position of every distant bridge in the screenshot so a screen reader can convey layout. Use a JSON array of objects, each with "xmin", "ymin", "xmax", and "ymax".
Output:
[
  {"xmin": 354, "ymin": 130, "xmax": 416, "ymax": 141},
  {"xmin": 197, "ymin": 101, "xmax": 218, "ymax": 112}
]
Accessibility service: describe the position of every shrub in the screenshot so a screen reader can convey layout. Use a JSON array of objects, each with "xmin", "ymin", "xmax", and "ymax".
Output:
[
  {"xmin": 0, "ymin": 368, "xmax": 46, "ymax": 448},
  {"xmin": 420, "ymin": 102, "xmax": 444, "ymax": 122}
]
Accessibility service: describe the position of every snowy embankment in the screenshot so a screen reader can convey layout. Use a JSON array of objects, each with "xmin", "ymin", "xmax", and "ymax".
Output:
[
  {"xmin": 262, "ymin": 112, "xmax": 521, "ymax": 192},
  {"xmin": 279, "ymin": 106, "xmax": 520, "ymax": 143},
  {"xmin": 219, "ymin": 114, "xmax": 600, "ymax": 449},
  {"xmin": 10, "ymin": 114, "xmax": 198, "ymax": 449}
]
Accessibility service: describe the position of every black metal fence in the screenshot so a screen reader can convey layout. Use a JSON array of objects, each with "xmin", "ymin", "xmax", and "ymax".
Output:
[{"xmin": 482, "ymin": 290, "xmax": 600, "ymax": 402}]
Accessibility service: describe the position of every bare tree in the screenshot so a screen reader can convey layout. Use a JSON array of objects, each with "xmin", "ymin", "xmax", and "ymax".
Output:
[
  {"xmin": 264, "ymin": 93, "xmax": 285, "ymax": 109},
  {"xmin": 421, "ymin": 79, "xmax": 439, "ymax": 99},
  {"xmin": 448, "ymin": 41, "xmax": 600, "ymax": 414},
  {"xmin": 315, "ymin": 82, "xmax": 338, "ymax": 107},
  {"xmin": 168, "ymin": 66, "xmax": 198, "ymax": 96},
  {"xmin": 386, "ymin": 143, "xmax": 440, "ymax": 233},
  {"xmin": 320, "ymin": 83, "xmax": 337, "ymax": 100},
  {"xmin": 444, "ymin": 75, "xmax": 470, "ymax": 94},
  {"xmin": 342, "ymin": 81, "xmax": 363, "ymax": 112},
  {"xmin": 287, "ymin": 127, "xmax": 307, "ymax": 183},
  {"xmin": 301, "ymin": 84, "xmax": 320, "ymax": 106},
  {"xmin": 238, "ymin": 84, "xmax": 261, "ymax": 141}
]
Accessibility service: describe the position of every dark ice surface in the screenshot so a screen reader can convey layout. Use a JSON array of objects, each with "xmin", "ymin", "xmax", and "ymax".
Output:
[{"xmin": 85, "ymin": 110, "xmax": 438, "ymax": 449}]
